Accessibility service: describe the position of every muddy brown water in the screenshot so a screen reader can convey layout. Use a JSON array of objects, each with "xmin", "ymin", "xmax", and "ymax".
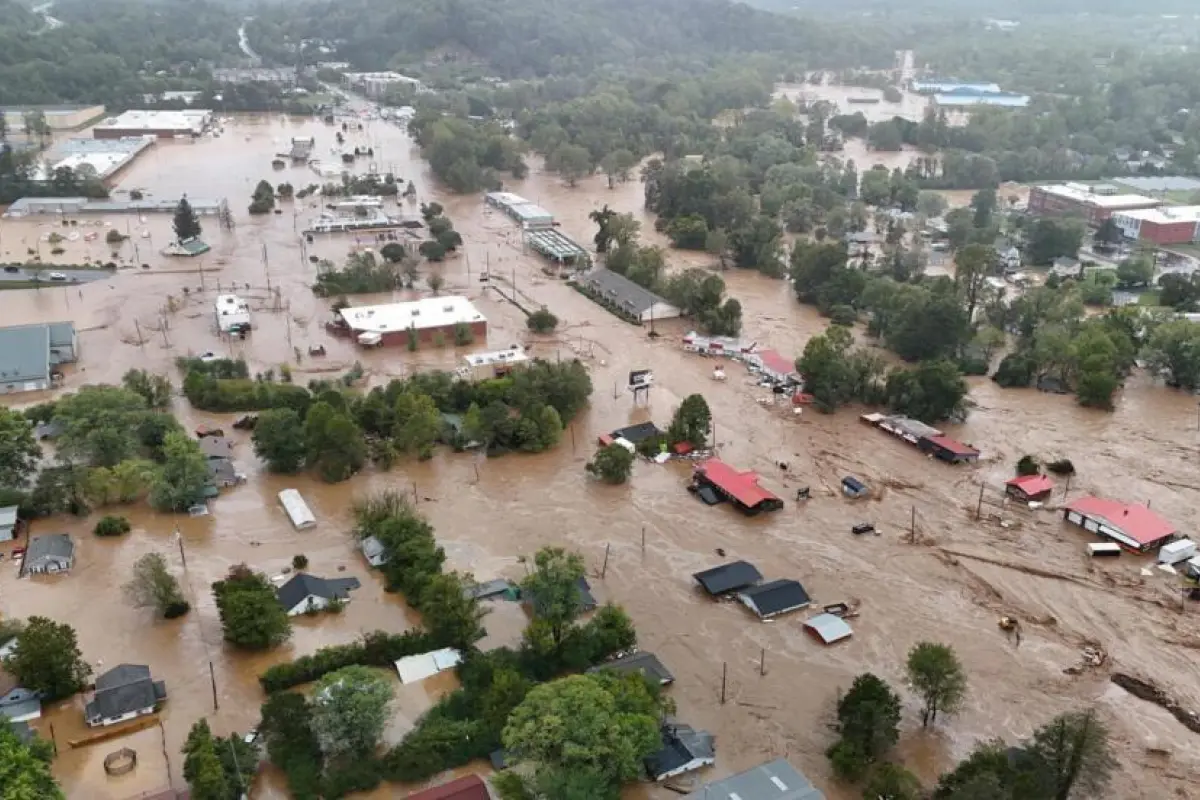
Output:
[{"xmin": 1, "ymin": 110, "xmax": 1199, "ymax": 800}]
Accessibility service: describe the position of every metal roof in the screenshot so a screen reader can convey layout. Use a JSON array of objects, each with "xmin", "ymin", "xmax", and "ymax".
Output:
[
  {"xmin": 580, "ymin": 267, "xmax": 672, "ymax": 315},
  {"xmin": 684, "ymin": 758, "xmax": 825, "ymax": 799},
  {"xmin": 275, "ymin": 574, "xmax": 360, "ymax": 610},
  {"xmin": 803, "ymin": 613, "xmax": 853, "ymax": 644},
  {"xmin": 739, "ymin": 579, "xmax": 811, "ymax": 619},
  {"xmin": 0, "ymin": 325, "xmax": 51, "ymax": 385},
  {"xmin": 527, "ymin": 228, "xmax": 588, "ymax": 261},
  {"xmin": 23, "ymin": 533, "xmax": 74, "ymax": 567},
  {"xmin": 587, "ymin": 651, "xmax": 674, "ymax": 685},
  {"xmin": 693, "ymin": 560, "xmax": 763, "ymax": 595},
  {"xmin": 0, "ymin": 507, "xmax": 17, "ymax": 528}
]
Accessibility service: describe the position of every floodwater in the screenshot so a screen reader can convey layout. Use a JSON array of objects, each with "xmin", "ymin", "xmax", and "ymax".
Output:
[{"xmin": 1, "ymin": 108, "xmax": 1199, "ymax": 800}]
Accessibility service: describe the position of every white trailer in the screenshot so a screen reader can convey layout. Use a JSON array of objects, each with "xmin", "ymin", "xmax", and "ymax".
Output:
[
  {"xmin": 278, "ymin": 489, "xmax": 316, "ymax": 530},
  {"xmin": 1158, "ymin": 538, "xmax": 1196, "ymax": 565},
  {"xmin": 1086, "ymin": 542, "xmax": 1122, "ymax": 558}
]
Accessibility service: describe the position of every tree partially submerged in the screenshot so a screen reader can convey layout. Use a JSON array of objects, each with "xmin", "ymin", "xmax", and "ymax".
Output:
[
  {"xmin": 310, "ymin": 665, "xmax": 394, "ymax": 758},
  {"xmin": 586, "ymin": 443, "xmax": 634, "ymax": 484},
  {"xmin": 7, "ymin": 617, "xmax": 91, "ymax": 700},
  {"xmin": 125, "ymin": 552, "xmax": 190, "ymax": 618},
  {"xmin": 906, "ymin": 641, "xmax": 968, "ymax": 727},
  {"xmin": 827, "ymin": 673, "xmax": 902, "ymax": 782},
  {"xmin": 173, "ymin": 196, "xmax": 202, "ymax": 242},
  {"xmin": 212, "ymin": 564, "xmax": 291, "ymax": 650}
]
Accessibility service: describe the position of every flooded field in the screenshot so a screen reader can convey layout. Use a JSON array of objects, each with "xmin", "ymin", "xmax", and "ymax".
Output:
[{"xmin": 2, "ymin": 109, "xmax": 1199, "ymax": 800}]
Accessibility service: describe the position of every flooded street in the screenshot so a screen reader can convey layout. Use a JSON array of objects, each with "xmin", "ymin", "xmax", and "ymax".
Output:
[{"xmin": 2, "ymin": 111, "xmax": 1199, "ymax": 800}]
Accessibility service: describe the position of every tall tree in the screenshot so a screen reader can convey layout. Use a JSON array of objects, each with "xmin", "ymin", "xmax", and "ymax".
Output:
[
  {"xmin": 955, "ymin": 243, "xmax": 994, "ymax": 324},
  {"xmin": 149, "ymin": 431, "xmax": 209, "ymax": 512},
  {"xmin": 667, "ymin": 394, "xmax": 711, "ymax": 447},
  {"xmin": 521, "ymin": 547, "xmax": 586, "ymax": 648},
  {"xmin": 418, "ymin": 571, "xmax": 488, "ymax": 649},
  {"xmin": 173, "ymin": 196, "xmax": 203, "ymax": 242},
  {"xmin": 7, "ymin": 617, "xmax": 91, "ymax": 700},
  {"xmin": 183, "ymin": 719, "xmax": 231, "ymax": 800},
  {"xmin": 212, "ymin": 564, "xmax": 291, "ymax": 650},
  {"xmin": 0, "ymin": 406, "xmax": 40, "ymax": 487},
  {"xmin": 303, "ymin": 400, "xmax": 366, "ymax": 482},
  {"xmin": 310, "ymin": 666, "xmax": 394, "ymax": 758},
  {"xmin": 252, "ymin": 408, "xmax": 307, "ymax": 473},
  {"xmin": 1025, "ymin": 709, "xmax": 1113, "ymax": 800},
  {"xmin": 0, "ymin": 718, "xmax": 62, "ymax": 799},
  {"xmin": 827, "ymin": 673, "xmax": 902, "ymax": 781},
  {"xmin": 906, "ymin": 642, "xmax": 968, "ymax": 727},
  {"xmin": 125, "ymin": 552, "xmax": 189, "ymax": 618}
]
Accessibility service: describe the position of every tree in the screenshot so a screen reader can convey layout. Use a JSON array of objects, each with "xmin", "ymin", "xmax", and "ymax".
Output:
[
  {"xmin": 183, "ymin": 719, "xmax": 230, "ymax": 800},
  {"xmin": 863, "ymin": 763, "xmax": 923, "ymax": 800},
  {"xmin": 54, "ymin": 385, "xmax": 150, "ymax": 467},
  {"xmin": 303, "ymin": 401, "xmax": 366, "ymax": 482},
  {"xmin": 885, "ymin": 359, "xmax": 969, "ymax": 423},
  {"xmin": 1025, "ymin": 709, "xmax": 1113, "ymax": 800},
  {"xmin": 94, "ymin": 515, "xmax": 131, "ymax": 536},
  {"xmin": 310, "ymin": 665, "xmax": 394, "ymax": 758},
  {"xmin": 1093, "ymin": 218, "xmax": 1122, "ymax": 248},
  {"xmin": 122, "ymin": 369, "xmax": 173, "ymax": 409},
  {"xmin": 548, "ymin": 143, "xmax": 592, "ymax": 186},
  {"xmin": 527, "ymin": 308, "xmax": 559, "ymax": 333},
  {"xmin": 600, "ymin": 148, "xmax": 636, "ymax": 187},
  {"xmin": 1145, "ymin": 319, "xmax": 1200, "ymax": 390},
  {"xmin": 502, "ymin": 673, "xmax": 662, "ymax": 789},
  {"xmin": 521, "ymin": 547, "xmax": 586, "ymax": 648},
  {"xmin": 1115, "ymin": 255, "xmax": 1154, "ymax": 288},
  {"xmin": 917, "ymin": 191, "xmax": 948, "ymax": 218},
  {"xmin": 705, "ymin": 228, "xmax": 729, "ymax": 268},
  {"xmin": 7, "ymin": 617, "xmax": 91, "ymax": 700},
  {"xmin": 150, "ymin": 431, "xmax": 209, "ymax": 512},
  {"xmin": 212, "ymin": 564, "xmax": 291, "ymax": 650},
  {"xmin": 427, "ymin": 270, "xmax": 446, "ymax": 294},
  {"xmin": 933, "ymin": 739, "xmax": 1048, "ymax": 799},
  {"xmin": 1158, "ymin": 272, "xmax": 1200, "ymax": 311},
  {"xmin": 252, "ymin": 408, "xmax": 307, "ymax": 473},
  {"xmin": 0, "ymin": 406, "xmax": 39, "ymax": 487},
  {"xmin": 392, "ymin": 391, "xmax": 442, "ymax": 458},
  {"xmin": 667, "ymin": 394, "xmax": 711, "ymax": 447},
  {"xmin": 125, "ymin": 552, "xmax": 189, "ymax": 618},
  {"xmin": 586, "ymin": 443, "xmax": 634, "ymax": 484},
  {"xmin": 380, "ymin": 242, "xmax": 407, "ymax": 263},
  {"xmin": 173, "ymin": 196, "xmax": 202, "ymax": 242},
  {"xmin": 1026, "ymin": 219, "xmax": 1084, "ymax": 266},
  {"xmin": 248, "ymin": 180, "xmax": 276, "ymax": 214},
  {"xmin": 666, "ymin": 214, "xmax": 709, "ymax": 249},
  {"xmin": 827, "ymin": 673, "xmax": 902, "ymax": 781},
  {"xmin": 419, "ymin": 240, "xmax": 447, "ymax": 262},
  {"xmin": 906, "ymin": 642, "xmax": 967, "ymax": 727},
  {"xmin": 0, "ymin": 718, "xmax": 62, "ymax": 799},
  {"xmin": 419, "ymin": 572, "xmax": 487, "ymax": 649},
  {"xmin": 971, "ymin": 187, "xmax": 997, "ymax": 229},
  {"xmin": 956, "ymin": 243, "xmax": 994, "ymax": 324}
]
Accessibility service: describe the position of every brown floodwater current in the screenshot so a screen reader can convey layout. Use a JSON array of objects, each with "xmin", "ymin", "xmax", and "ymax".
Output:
[{"xmin": 1, "ymin": 107, "xmax": 1199, "ymax": 800}]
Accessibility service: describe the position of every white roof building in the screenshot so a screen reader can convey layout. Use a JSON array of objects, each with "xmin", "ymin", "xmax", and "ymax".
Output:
[
  {"xmin": 1037, "ymin": 183, "xmax": 1158, "ymax": 209},
  {"xmin": 278, "ymin": 489, "xmax": 316, "ymax": 530},
  {"xmin": 339, "ymin": 296, "xmax": 486, "ymax": 335},
  {"xmin": 394, "ymin": 647, "xmax": 462, "ymax": 684},
  {"xmin": 214, "ymin": 294, "xmax": 251, "ymax": 332},
  {"xmin": 461, "ymin": 347, "xmax": 529, "ymax": 379},
  {"xmin": 93, "ymin": 109, "xmax": 213, "ymax": 137}
]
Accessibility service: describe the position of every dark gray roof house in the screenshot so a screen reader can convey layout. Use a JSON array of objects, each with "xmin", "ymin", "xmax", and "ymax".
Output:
[
  {"xmin": 206, "ymin": 457, "xmax": 244, "ymax": 487},
  {"xmin": 738, "ymin": 579, "xmax": 811, "ymax": 620},
  {"xmin": 528, "ymin": 576, "xmax": 597, "ymax": 617},
  {"xmin": 645, "ymin": 722, "xmax": 716, "ymax": 781},
  {"xmin": 0, "ymin": 322, "xmax": 77, "ymax": 395},
  {"xmin": 85, "ymin": 664, "xmax": 166, "ymax": 726},
  {"xmin": 275, "ymin": 573, "xmax": 361, "ymax": 616},
  {"xmin": 0, "ymin": 687, "xmax": 43, "ymax": 723},
  {"xmin": 197, "ymin": 437, "xmax": 234, "ymax": 460},
  {"xmin": 578, "ymin": 268, "xmax": 681, "ymax": 324},
  {"xmin": 21, "ymin": 533, "xmax": 75, "ymax": 576},
  {"xmin": 684, "ymin": 758, "xmax": 825, "ymax": 799},
  {"xmin": 587, "ymin": 651, "xmax": 674, "ymax": 685},
  {"xmin": 694, "ymin": 560, "xmax": 763, "ymax": 596}
]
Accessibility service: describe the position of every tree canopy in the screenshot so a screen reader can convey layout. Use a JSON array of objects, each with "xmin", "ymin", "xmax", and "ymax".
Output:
[{"xmin": 7, "ymin": 616, "xmax": 91, "ymax": 700}]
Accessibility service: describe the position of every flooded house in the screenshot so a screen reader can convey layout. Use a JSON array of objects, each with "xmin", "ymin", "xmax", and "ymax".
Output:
[
  {"xmin": 692, "ymin": 459, "xmax": 784, "ymax": 516},
  {"xmin": 0, "ymin": 688, "xmax": 43, "ymax": 724},
  {"xmin": 334, "ymin": 297, "xmax": 488, "ymax": 347},
  {"xmin": 683, "ymin": 757, "xmax": 826, "ymax": 799},
  {"xmin": 587, "ymin": 651, "xmax": 674, "ymax": 686},
  {"xmin": 918, "ymin": 434, "xmax": 980, "ymax": 464},
  {"xmin": 20, "ymin": 533, "xmax": 75, "ymax": 575},
  {"xmin": 738, "ymin": 579, "xmax": 812, "ymax": 620},
  {"xmin": 0, "ymin": 321, "xmax": 77, "ymax": 394},
  {"xmin": 406, "ymin": 775, "xmax": 490, "ymax": 800},
  {"xmin": 0, "ymin": 506, "xmax": 18, "ymax": 542},
  {"xmin": 275, "ymin": 573, "xmax": 360, "ymax": 616},
  {"xmin": 645, "ymin": 722, "xmax": 716, "ymax": 781},
  {"xmin": 214, "ymin": 294, "xmax": 251, "ymax": 334},
  {"xmin": 693, "ymin": 560, "xmax": 763, "ymax": 597},
  {"xmin": 84, "ymin": 664, "xmax": 166, "ymax": 727},
  {"xmin": 1063, "ymin": 496, "xmax": 1179, "ymax": 553},
  {"xmin": 747, "ymin": 348, "xmax": 799, "ymax": 385},
  {"xmin": 1006, "ymin": 474, "xmax": 1054, "ymax": 503}
]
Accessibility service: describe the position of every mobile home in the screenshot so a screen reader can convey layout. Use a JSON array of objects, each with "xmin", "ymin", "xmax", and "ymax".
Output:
[{"xmin": 278, "ymin": 489, "xmax": 316, "ymax": 530}]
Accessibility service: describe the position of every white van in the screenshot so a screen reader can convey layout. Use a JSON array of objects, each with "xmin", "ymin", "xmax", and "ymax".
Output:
[
  {"xmin": 1086, "ymin": 542, "xmax": 1122, "ymax": 558},
  {"xmin": 1158, "ymin": 538, "xmax": 1196, "ymax": 566}
]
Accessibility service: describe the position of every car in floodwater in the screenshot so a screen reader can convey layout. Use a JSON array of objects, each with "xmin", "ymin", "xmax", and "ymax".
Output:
[{"xmin": 48, "ymin": 272, "xmax": 67, "ymax": 281}]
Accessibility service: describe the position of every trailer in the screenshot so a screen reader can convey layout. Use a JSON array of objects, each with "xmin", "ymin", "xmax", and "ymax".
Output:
[
  {"xmin": 1158, "ymin": 538, "xmax": 1196, "ymax": 565},
  {"xmin": 278, "ymin": 489, "xmax": 316, "ymax": 530},
  {"xmin": 1086, "ymin": 542, "xmax": 1122, "ymax": 558}
]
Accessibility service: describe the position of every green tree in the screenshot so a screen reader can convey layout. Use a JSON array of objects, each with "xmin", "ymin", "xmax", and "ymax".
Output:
[
  {"xmin": 705, "ymin": 228, "xmax": 729, "ymax": 268},
  {"xmin": 906, "ymin": 642, "xmax": 968, "ymax": 728},
  {"xmin": 125, "ymin": 552, "xmax": 189, "ymax": 618},
  {"xmin": 54, "ymin": 385, "xmax": 149, "ymax": 467},
  {"xmin": 419, "ymin": 572, "xmax": 488, "ymax": 649},
  {"xmin": 173, "ymin": 196, "xmax": 203, "ymax": 242},
  {"xmin": 933, "ymin": 739, "xmax": 1047, "ymax": 799},
  {"xmin": 971, "ymin": 187, "xmax": 997, "ymax": 229},
  {"xmin": 955, "ymin": 243, "xmax": 994, "ymax": 324},
  {"xmin": 183, "ymin": 719, "xmax": 230, "ymax": 800},
  {"xmin": 0, "ymin": 406, "xmax": 40, "ymax": 487},
  {"xmin": 122, "ymin": 369, "xmax": 173, "ymax": 409},
  {"xmin": 527, "ymin": 308, "xmax": 559, "ymax": 333},
  {"xmin": 666, "ymin": 214, "xmax": 709, "ymax": 249},
  {"xmin": 212, "ymin": 564, "xmax": 291, "ymax": 650},
  {"xmin": 827, "ymin": 673, "xmax": 902, "ymax": 781},
  {"xmin": 600, "ymin": 148, "xmax": 636, "ymax": 187},
  {"xmin": 1025, "ymin": 709, "xmax": 1113, "ymax": 800},
  {"xmin": 249, "ymin": 180, "xmax": 276, "ymax": 214},
  {"xmin": 586, "ymin": 443, "xmax": 635, "ymax": 484},
  {"xmin": 1094, "ymin": 218, "xmax": 1122, "ymax": 248},
  {"xmin": 1026, "ymin": 219, "xmax": 1084, "ymax": 266},
  {"xmin": 1115, "ymin": 255, "xmax": 1154, "ymax": 289},
  {"xmin": 304, "ymin": 401, "xmax": 367, "ymax": 482},
  {"xmin": 150, "ymin": 431, "xmax": 209, "ymax": 512},
  {"xmin": 7, "ymin": 617, "xmax": 91, "ymax": 700},
  {"xmin": 393, "ymin": 392, "xmax": 442, "ymax": 458},
  {"xmin": 521, "ymin": 547, "xmax": 586, "ymax": 648},
  {"xmin": 252, "ymin": 408, "xmax": 307, "ymax": 473},
  {"xmin": 667, "ymin": 393, "xmax": 711, "ymax": 447},
  {"xmin": 1145, "ymin": 319, "xmax": 1200, "ymax": 390},
  {"xmin": 0, "ymin": 718, "xmax": 63, "ymax": 799},
  {"xmin": 885, "ymin": 359, "xmax": 969, "ymax": 423},
  {"xmin": 502, "ymin": 673, "xmax": 662, "ymax": 790},
  {"xmin": 864, "ymin": 763, "xmax": 923, "ymax": 800},
  {"xmin": 917, "ymin": 191, "xmax": 948, "ymax": 218},
  {"xmin": 548, "ymin": 143, "xmax": 592, "ymax": 186},
  {"xmin": 310, "ymin": 665, "xmax": 394, "ymax": 758}
]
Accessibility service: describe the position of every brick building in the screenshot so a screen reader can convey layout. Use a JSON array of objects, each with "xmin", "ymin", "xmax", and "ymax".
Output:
[
  {"xmin": 1111, "ymin": 205, "xmax": 1200, "ymax": 245},
  {"xmin": 337, "ymin": 297, "xmax": 487, "ymax": 347},
  {"xmin": 1027, "ymin": 183, "xmax": 1160, "ymax": 226}
]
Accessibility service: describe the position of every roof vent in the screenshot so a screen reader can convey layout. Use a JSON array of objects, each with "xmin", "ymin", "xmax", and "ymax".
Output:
[{"xmin": 443, "ymin": 305, "xmax": 454, "ymax": 312}]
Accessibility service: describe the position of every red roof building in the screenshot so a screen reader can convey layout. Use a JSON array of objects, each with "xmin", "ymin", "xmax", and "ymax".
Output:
[
  {"xmin": 1063, "ymin": 496, "xmax": 1178, "ymax": 552},
  {"xmin": 752, "ymin": 349, "xmax": 798, "ymax": 383},
  {"xmin": 1005, "ymin": 474, "xmax": 1054, "ymax": 502},
  {"xmin": 918, "ymin": 435, "xmax": 980, "ymax": 464},
  {"xmin": 406, "ymin": 775, "xmax": 491, "ymax": 800},
  {"xmin": 694, "ymin": 459, "xmax": 783, "ymax": 516}
]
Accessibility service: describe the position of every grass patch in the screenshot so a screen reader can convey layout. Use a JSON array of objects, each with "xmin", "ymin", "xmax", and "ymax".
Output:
[{"xmin": 1137, "ymin": 290, "xmax": 1162, "ymax": 306}]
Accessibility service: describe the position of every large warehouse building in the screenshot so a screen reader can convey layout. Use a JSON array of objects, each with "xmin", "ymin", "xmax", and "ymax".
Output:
[
  {"xmin": 338, "ymin": 297, "xmax": 487, "ymax": 347},
  {"xmin": 1027, "ymin": 183, "xmax": 1161, "ymax": 225},
  {"xmin": 1111, "ymin": 205, "xmax": 1200, "ymax": 245},
  {"xmin": 93, "ymin": 109, "xmax": 213, "ymax": 139}
]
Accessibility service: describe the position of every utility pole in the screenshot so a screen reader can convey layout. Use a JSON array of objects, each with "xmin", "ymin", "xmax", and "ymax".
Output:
[
  {"xmin": 975, "ymin": 485, "xmax": 985, "ymax": 520},
  {"xmin": 909, "ymin": 505, "xmax": 917, "ymax": 544},
  {"xmin": 209, "ymin": 661, "xmax": 219, "ymax": 711},
  {"xmin": 759, "ymin": 647, "xmax": 766, "ymax": 676},
  {"xmin": 601, "ymin": 543, "xmax": 611, "ymax": 579},
  {"xmin": 133, "ymin": 319, "xmax": 145, "ymax": 349},
  {"xmin": 720, "ymin": 662, "xmax": 727, "ymax": 704},
  {"xmin": 262, "ymin": 242, "xmax": 271, "ymax": 290},
  {"xmin": 175, "ymin": 527, "xmax": 187, "ymax": 570}
]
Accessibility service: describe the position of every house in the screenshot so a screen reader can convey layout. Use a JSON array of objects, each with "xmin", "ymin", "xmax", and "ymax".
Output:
[
  {"xmin": 406, "ymin": 775, "xmax": 490, "ymax": 800},
  {"xmin": 693, "ymin": 560, "xmax": 763, "ymax": 597},
  {"xmin": 804, "ymin": 613, "xmax": 853, "ymax": 645},
  {"xmin": 610, "ymin": 421, "xmax": 662, "ymax": 445},
  {"xmin": 21, "ymin": 533, "xmax": 74, "ymax": 575},
  {"xmin": 206, "ymin": 458, "xmax": 245, "ymax": 488},
  {"xmin": 278, "ymin": 489, "xmax": 316, "ymax": 530},
  {"xmin": 1051, "ymin": 256, "xmax": 1081, "ymax": 277},
  {"xmin": 360, "ymin": 535, "xmax": 388, "ymax": 567},
  {"xmin": 197, "ymin": 437, "xmax": 234, "ymax": 460},
  {"xmin": 693, "ymin": 459, "xmax": 784, "ymax": 516},
  {"xmin": 645, "ymin": 722, "xmax": 716, "ymax": 781},
  {"xmin": 995, "ymin": 244, "xmax": 1021, "ymax": 271},
  {"xmin": 684, "ymin": 757, "xmax": 826, "ymax": 799},
  {"xmin": 394, "ymin": 647, "xmax": 463, "ymax": 685},
  {"xmin": 587, "ymin": 651, "xmax": 674, "ymax": 685},
  {"xmin": 1063, "ymin": 496, "xmax": 1179, "ymax": 553},
  {"xmin": 464, "ymin": 578, "xmax": 518, "ymax": 601},
  {"xmin": 0, "ymin": 506, "xmax": 18, "ymax": 542},
  {"xmin": 528, "ymin": 576, "xmax": 597, "ymax": 616},
  {"xmin": 918, "ymin": 434, "xmax": 980, "ymax": 464},
  {"xmin": 84, "ymin": 664, "xmax": 166, "ymax": 726},
  {"xmin": 739, "ymin": 579, "xmax": 812, "ymax": 620},
  {"xmin": 0, "ymin": 688, "xmax": 43, "ymax": 723},
  {"xmin": 1006, "ymin": 474, "xmax": 1054, "ymax": 503},
  {"xmin": 577, "ymin": 268, "xmax": 682, "ymax": 324},
  {"xmin": 275, "ymin": 573, "xmax": 361, "ymax": 616},
  {"xmin": 0, "ymin": 322, "xmax": 78, "ymax": 394}
]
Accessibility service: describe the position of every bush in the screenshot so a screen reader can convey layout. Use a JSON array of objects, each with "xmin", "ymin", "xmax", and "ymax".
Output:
[
  {"xmin": 94, "ymin": 515, "xmax": 131, "ymax": 537},
  {"xmin": 292, "ymin": 554, "xmax": 309, "ymax": 570},
  {"xmin": 1047, "ymin": 458, "xmax": 1076, "ymax": 475},
  {"xmin": 182, "ymin": 371, "xmax": 312, "ymax": 413},
  {"xmin": 992, "ymin": 352, "xmax": 1036, "ymax": 388},
  {"xmin": 105, "ymin": 229, "xmax": 126, "ymax": 245},
  {"xmin": 453, "ymin": 323, "xmax": 474, "ymax": 346},
  {"xmin": 1016, "ymin": 455, "xmax": 1040, "ymax": 476},
  {"xmin": 586, "ymin": 443, "xmax": 635, "ymax": 484},
  {"xmin": 163, "ymin": 600, "xmax": 191, "ymax": 619},
  {"xmin": 259, "ymin": 630, "xmax": 435, "ymax": 692},
  {"xmin": 829, "ymin": 304, "xmax": 857, "ymax": 326},
  {"xmin": 526, "ymin": 308, "xmax": 559, "ymax": 333}
]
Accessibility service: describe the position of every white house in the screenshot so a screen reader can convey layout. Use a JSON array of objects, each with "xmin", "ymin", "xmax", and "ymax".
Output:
[
  {"xmin": 85, "ymin": 664, "xmax": 166, "ymax": 727},
  {"xmin": 275, "ymin": 573, "xmax": 361, "ymax": 616},
  {"xmin": 214, "ymin": 294, "xmax": 251, "ymax": 333},
  {"xmin": 21, "ymin": 534, "xmax": 74, "ymax": 576}
]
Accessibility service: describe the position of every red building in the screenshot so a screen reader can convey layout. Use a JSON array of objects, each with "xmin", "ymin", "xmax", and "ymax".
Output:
[
  {"xmin": 1005, "ymin": 474, "xmax": 1054, "ymax": 502},
  {"xmin": 335, "ymin": 297, "xmax": 488, "ymax": 347},
  {"xmin": 407, "ymin": 775, "xmax": 491, "ymax": 800},
  {"xmin": 1111, "ymin": 206, "xmax": 1200, "ymax": 245},
  {"xmin": 1027, "ymin": 184, "xmax": 1160, "ymax": 226},
  {"xmin": 693, "ymin": 458, "xmax": 783, "ymax": 515},
  {"xmin": 918, "ymin": 434, "xmax": 980, "ymax": 464},
  {"xmin": 1063, "ymin": 496, "xmax": 1178, "ymax": 553}
]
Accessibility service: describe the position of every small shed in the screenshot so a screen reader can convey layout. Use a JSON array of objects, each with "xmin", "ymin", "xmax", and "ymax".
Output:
[
  {"xmin": 693, "ymin": 560, "xmax": 763, "ymax": 596},
  {"xmin": 394, "ymin": 647, "xmax": 462, "ymax": 684},
  {"xmin": 1006, "ymin": 474, "xmax": 1054, "ymax": 503},
  {"xmin": 739, "ymin": 579, "xmax": 811, "ymax": 620},
  {"xmin": 278, "ymin": 489, "xmax": 316, "ymax": 530},
  {"xmin": 0, "ymin": 506, "xmax": 17, "ymax": 542},
  {"xmin": 804, "ymin": 613, "xmax": 854, "ymax": 645}
]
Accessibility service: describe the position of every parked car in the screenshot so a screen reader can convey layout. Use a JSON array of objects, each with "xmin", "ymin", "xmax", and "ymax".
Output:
[
  {"xmin": 48, "ymin": 272, "xmax": 67, "ymax": 281},
  {"xmin": 2, "ymin": 266, "xmax": 19, "ymax": 273}
]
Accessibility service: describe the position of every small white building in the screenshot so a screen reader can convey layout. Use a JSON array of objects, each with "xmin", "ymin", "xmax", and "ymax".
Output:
[
  {"xmin": 278, "ymin": 489, "xmax": 316, "ymax": 530},
  {"xmin": 394, "ymin": 647, "xmax": 462, "ymax": 684},
  {"xmin": 0, "ymin": 506, "xmax": 17, "ymax": 542},
  {"xmin": 461, "ymin": 347, "xmax": 529, "ymax": 380},
  {"xmin": 215, "ymin": 294, "xmax": 251, "ymax": 333},
  {"xmin": 360, "ymin": 535, "xmax": 389, "ymax": 567}
]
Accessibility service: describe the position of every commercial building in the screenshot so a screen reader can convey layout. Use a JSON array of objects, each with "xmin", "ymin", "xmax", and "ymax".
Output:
[
  {"xmin": 918, "ymin": 434, "xmax": 981, "ymax": 464},
  {"xmin": 0, "ymin": 322, "xmax": 78, "ymax": 394},
  {"xmin": 337, "ymin": 296, "xmax": 487, "ymax": 347},
  {"xmin": 3, "ymin": 196, "xmax": 228, "ymax": 218},
  {"xmin": 1111, "ymin": 205, "xmax": 1200, "ymax": 245},
  {"xmin": 484, "ymin": 191, "xmax": 555, "ymax": 229},
  {"xmin": 461, "ymin": 347, "xmax": 529, "ymax": 381},
  {"xmin": 342, "ymin": 71, "xmax": 424, "ymax": 99},
  {"xmin": 933, "ymin": 90, "xmax": 1030, "ymax": 109},
  {"xmin": 577, "ymin": 268, "xmax": 681, "ymax": 325},
  {"xmin": 526, "ymin": 228, "xmax": 590, "ymax": 268},
  {"xmin": 40, "ymin": 137, "xmax": 155, "ymax": 184},
  {"xmin": 684, "ymin": 758, "xmax": 825, "ymax": 799},
  {"xmin": 692, "ymin": 459, "xmax": 784, "ymax": 516},
  {"xmin": 212, "ymin": 67, "xmax": 298, "ymax": 84},
  {"xmin": 93, "ymin": 109, "xmax": 213, "ymax": 139},
  {"xmin": 0, "ymin": 104, "xmax": 106, "ymax": 132},
  {"xmin": 911, "ymin": 79, "xmax": 1002, "ymax": 94},
  {"xmin": 1027, "ymin": 183, "xmax": 1161, "ymax": 226},
  {"xmin": 1063, "ymin": 496, "xmax": 1179, "ymax": 553}
]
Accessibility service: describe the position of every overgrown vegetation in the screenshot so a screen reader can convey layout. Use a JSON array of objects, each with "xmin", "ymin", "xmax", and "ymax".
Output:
[{"xmin": 212, "ymin": 564, "xmax": 292, "ymax": 650}]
